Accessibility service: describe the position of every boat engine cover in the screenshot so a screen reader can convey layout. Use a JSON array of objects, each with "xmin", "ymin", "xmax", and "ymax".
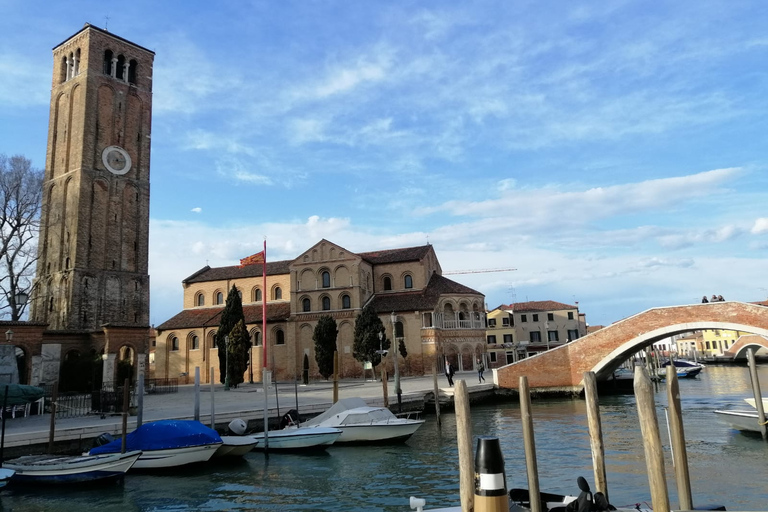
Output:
[{"xmin": 228, "ymin": 418, "xmax": 247, "ymax": 435}]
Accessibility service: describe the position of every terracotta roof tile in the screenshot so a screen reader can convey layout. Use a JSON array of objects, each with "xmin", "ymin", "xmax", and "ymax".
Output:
[
  {"xmin": 183, "ymin": 260, "xmax": 293, "ymax": 284},
  {"xmin": 369, "ymin": 273, "xmax": 483, "ymax": 313},
  {"xmin": 500, "ymin": 300, "xmax": 577, "ymax": 312},
  {"xmin": 156, "ymin": 302, "xmax": 291, "ymax": 331},
  {"xmin": 358, "ymin": 245, "xmax": 432, "ymax": 265}
]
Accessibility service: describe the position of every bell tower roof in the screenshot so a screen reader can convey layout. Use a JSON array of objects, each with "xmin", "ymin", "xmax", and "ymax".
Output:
[{"xmin": 53, "ymin": 23, "xmax": 155, "ymax": 56}]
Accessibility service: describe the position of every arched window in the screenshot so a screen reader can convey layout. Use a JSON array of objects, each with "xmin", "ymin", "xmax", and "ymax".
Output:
[
  {"xmin": 191, "ymin": 335, "xmax": 199, "ymax": 350},
  {"xmin": 302, "ymin": 298, "xmax": 311, "ymax": 312},
  {"xmin": 252, "ymin": 331, "xmax": 261, "ymax": 346},
  {"xmin": 215, "ymin": 292, "xmax": 224, "ymax": 305},
  {"xmin": 275, "ymin": 329, "xmax": 285, "ymax": 345},
  {"xmin": 404, "ymin": 275, "xmax": 413, "ymax": 289},
  {"xmin": 321, "ymin": 271, "xmax": 330, "ymax": 288},
  {"xmin": 128, "ymin": 59, "xmax": 137, "ymax": 84},
  {"xmin": 274, "ymin": 287, "xmax": 282, "ymax": 300},
  {"xmin": 103, "ymin": 50, "xmax": 113, "ymax": 75},
  {"xmin": 116, "ymin": 54, "xmax": 126, "ymax": 80},
  {"xmin": 322, "ymin": 297, "xmax": 331, "ymax": 311},
  {"xmin": 253, "ymin": 288, "xmax": 262, "ymax": 302},
  {"xmin": 383, "ymin": 276, "xmax": 392, "ymax": 291},
  {"xmin": 170, "ymin": 336, "xmax": 179, "ymax": 351},
  {"xmin": 395, "ymin": 321, "xmax": 404, "ymax": 338},
  {"xmin": 196, "ymin": 293, "xmax": 204, "ymax": 307},
  {"xmin": 342, "ymin": 294, "xmax": 351, "ymax": 309}
]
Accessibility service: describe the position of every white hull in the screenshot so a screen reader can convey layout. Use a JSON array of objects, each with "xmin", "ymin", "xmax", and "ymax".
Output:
[
  {"xmin": 250, "ymin": 427, "xmax": 341, "ymax": 450},
  {"xmin": 214, "ymin": 436, "xmax": 259, "ymax": 457},
  {"xmin": 5, "ymin": 450, "xmax": 141, "ymax": 484},
  {"xmin": 0, "ymin": 468, "xmax": 14, "ymax": 488},
  {"xmin": 714, "ymin": 409, "xmax": 766, "ymax": 433},
  {"xmin": 132, "ymin": 443, "xmax": 221, "ymax": 469},
  {"xmin": 334, "ymin": 420, "xmax": 424, "ymax": 443}
]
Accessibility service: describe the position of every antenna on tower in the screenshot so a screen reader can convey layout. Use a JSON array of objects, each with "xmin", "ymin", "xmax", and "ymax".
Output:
[
  {"xmin": 104, "ymin": 15, "xmax": 110, "ymax": 31},
  {"xmin": 508, "ymin": 286, "xmax": 517, "ymax": 304}
]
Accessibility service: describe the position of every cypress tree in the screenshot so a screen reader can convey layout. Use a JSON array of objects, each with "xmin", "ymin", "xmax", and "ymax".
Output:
[
  {"xmin": 216, "ymin": 285, "xmax": 249, "ymax": 385},
  {"xmin": 353, "ymin": 304, "xmax": 389, "ymax": 369},
  {"xmin": 313, "ymin": 315, "xmax": 338, "ymax": 380}
]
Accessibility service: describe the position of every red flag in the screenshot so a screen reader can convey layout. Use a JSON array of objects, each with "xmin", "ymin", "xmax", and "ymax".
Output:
[{"xmin": 239, "ymin": 250, "xmax": 265, "ymax": 267}]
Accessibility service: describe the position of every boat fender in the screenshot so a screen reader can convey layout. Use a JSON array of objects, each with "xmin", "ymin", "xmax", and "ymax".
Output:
[{"xmin": 228, "ymin": 418, "xmax": 247, "ymax": 436}]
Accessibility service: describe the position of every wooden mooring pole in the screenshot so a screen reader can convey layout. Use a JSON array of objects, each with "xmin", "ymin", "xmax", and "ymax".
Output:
[
  {"xmin": 746, "ymin": 348, "xmax": 767, "ymax": 440},
  {"xmin": 454, "ymin": 380, "xmax": 474, "ymax": 512},
  {"xmin": 519, "ymin": 376, "xmax": 541, "ymax": 512},
  {"xmin": 47, "ymin": 382, "xmax": 58, "ymax": 454},
  {"xmin": 121, "ymin": 378, "xmax": 130, "ymax": 454},
  {"xmin": 332, "ymin": 351, "xmax": 339, "ymax": 404},
  {"xmin": 633, "ymin": 365, "xmax": 669, "ymax": 512},
  {"xmin": 210, "ymin": 366, "xmax": 215, "ymax": 429},
  {"xmin": 194, "ymin": 367, "xmax": 200, "ymax": 421},
  {"xmin": 583, "ymin": 372, "xmax": 608, "ymax": 502},
  {"xmin": 665, "ymin": 366, "xmax": 692, "ymax": 510},
  {"xmin": 432, "ymin": 359, "xmax": 441, "ymax": 427}
]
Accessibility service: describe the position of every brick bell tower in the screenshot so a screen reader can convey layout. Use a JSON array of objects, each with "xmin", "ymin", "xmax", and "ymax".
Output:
[{"xmin": 31, "ymin": 24, "xmax": 154, "ymax": 332}]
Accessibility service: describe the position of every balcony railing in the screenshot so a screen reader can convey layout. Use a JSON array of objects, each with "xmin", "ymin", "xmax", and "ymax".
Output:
[{"xmin": 430, "ymin": 313, "xmax": 485, "ymax": 330}]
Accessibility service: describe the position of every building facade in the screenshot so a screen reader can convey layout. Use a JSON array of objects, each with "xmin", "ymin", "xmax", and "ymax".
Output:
[
  {"xmin": 155, "ymin": 240, "xmax": 487, "ymax": 384},
  {"xmin": 485, "ymin": 300, "xmax": 586, "ymax": 366}
]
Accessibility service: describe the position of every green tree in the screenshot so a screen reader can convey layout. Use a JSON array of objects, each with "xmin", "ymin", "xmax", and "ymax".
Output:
[
  {"xmin": 228, "ymin": 319, "xmax": 250, "ymax": 387},
  {"xmin": 313, "ymin": 315, "xmax": 338, "ymax": 380},
  {"xmin": 398, "ymin": 339, "xmax": 408, "ymax": 359},
  {"xmin": 353, "ymin": 304, "xmax": 389, "ymax": 369},
  {"xmin": 216, "ymin": 285, "xmax": 249, "ymax": 385}
]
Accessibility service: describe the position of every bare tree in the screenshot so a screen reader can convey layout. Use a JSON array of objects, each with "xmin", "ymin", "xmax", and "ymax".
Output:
[{"xmin": 0, "ymin": 154, "xmax": 43, "ymax": 321}]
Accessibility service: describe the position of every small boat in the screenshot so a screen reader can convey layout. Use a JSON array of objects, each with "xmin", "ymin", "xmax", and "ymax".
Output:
[
  {"xmin": 659, "ymin": 359, "xmax": 703, "ymax": 379},
  {"xmin": 89, "ymin": 420, "xmax": 222, "ymax": 469},
  {"xmin": 713, "ymin": 409, "xmax": 767, "ymax": 433},
  {"xmin": 298, "ymin": 397, "xmax": 424, "ymax": 444},
  {"xmin": 0, "ymin": 467, "xmax": 14, "ymax": 488},
  {"xmin": 250, "ymin": 426, "xmax": 342, "ymax": 451},
  {"xmin": 4, "ymin": 450, "xmax": 141, "ymax": 484},
  {"xmin": 213, "ymin": 436, "xmax": 259, "ymax": 457}
]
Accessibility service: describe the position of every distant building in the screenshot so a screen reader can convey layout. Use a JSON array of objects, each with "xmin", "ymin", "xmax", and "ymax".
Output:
[
  {"xmin": 155, "ymin": 240, "xmax": 486, "ymax": 383},
  {"xmin": 485, "ymin": 300, "xmax": 586, "ymax": 365}
]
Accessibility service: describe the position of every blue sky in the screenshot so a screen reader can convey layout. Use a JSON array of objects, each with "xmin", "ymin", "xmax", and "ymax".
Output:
[{"xmin": 2, "ymin": 1, "xmax": 767, "ymax": 327}]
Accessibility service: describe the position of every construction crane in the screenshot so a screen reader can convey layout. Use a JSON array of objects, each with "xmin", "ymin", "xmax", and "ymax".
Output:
[{"xmin": 443, "ymin": 268, "xmax": 516, "ymax": 275}]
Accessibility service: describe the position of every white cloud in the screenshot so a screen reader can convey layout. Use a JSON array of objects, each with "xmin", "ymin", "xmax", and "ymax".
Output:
[
  {"xmin": 751, "ymin": 218, "xmax": 768, "ymax": 234},
  {"xmin": 191, "ymin": 207, "xmax": 202, "ymax": 213}
]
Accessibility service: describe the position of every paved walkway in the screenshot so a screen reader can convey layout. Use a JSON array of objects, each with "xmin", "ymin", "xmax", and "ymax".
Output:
[{"xmin": 1, "ymin": 372, "xmax": 493, "ymax": 451}]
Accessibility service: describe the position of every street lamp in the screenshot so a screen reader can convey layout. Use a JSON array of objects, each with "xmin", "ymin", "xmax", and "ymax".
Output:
[
  {"xmin": 5, "ymin": 329, "xmax": 13, "ymax": 343},
  {"xmin": 390, "ymin": 312, "xmax": 401, "ymax": 413},
  {"xmin": 376, "ymin": 331, "xmax": 386, "ymax": 382},
  {"xmin": 11, "ymin": 290, "xmax": 29, "ymax": 322}
]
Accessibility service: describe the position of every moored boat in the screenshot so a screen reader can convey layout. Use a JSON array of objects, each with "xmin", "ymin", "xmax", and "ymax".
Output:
[
  {"xmin": 249, "ymin": 426, "xmax": 342, "ymax": 451},
  {"xmin": 214, "ymin": 436, "xmax": 259, "ymax": 457},
  {"xmin": 89, "ymin": 420, "xmax": 222, "ymax": 469},
  {"xmin": 713, "ymin": 409, "xmax": 766, "ymax": 433},
  {"xmin": 4, "ymin": 450, "xmax": 141, "ymax": 484},
  {"xmin": 299, "ymin": 397, "xmax": 424, "ymax": 444},
  {"xmin": 0, "ymin": 467, "xmax": 14, "ymax": 488}
]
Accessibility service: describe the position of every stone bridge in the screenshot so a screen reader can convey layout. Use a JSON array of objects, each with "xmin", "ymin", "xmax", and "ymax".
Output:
[
  {"xmin": 723, "ymin": 333, "xmax": 768, "ymax": 358},
  {"xmin": 494, "ymin": 301, "xmax": 768, "ymax": 393}
]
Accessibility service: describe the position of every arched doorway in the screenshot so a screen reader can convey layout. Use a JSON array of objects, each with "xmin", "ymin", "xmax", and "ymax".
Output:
[{"xmin": 117, "ymin": 345, "xmax": 135, "ymax": 384}]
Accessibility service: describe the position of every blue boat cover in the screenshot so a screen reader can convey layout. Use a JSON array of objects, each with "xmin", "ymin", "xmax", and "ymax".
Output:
[{"xmin": 89, "ymin": 420, "xmax": 222, "ymax": 455}]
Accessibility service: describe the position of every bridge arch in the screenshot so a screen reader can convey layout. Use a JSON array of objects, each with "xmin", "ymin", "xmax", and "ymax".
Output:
[
  {"xmin": 723, "ymin": 334, "xmax": 768, "ymax": 359},
  {"xmin": 495, "ymin": 302, "xmax": 768, "ymax": 392}
]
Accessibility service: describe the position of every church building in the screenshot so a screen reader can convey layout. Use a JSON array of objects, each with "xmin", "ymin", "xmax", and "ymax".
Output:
[{"xmin": 155, "ymin": 240, "xmax": 487, "ymax": 384}]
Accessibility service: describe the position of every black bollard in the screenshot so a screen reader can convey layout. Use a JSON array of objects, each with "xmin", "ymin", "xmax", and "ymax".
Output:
[{"xmin": 475, "ymin": 436, "xmax": 508, "ymax": 512}]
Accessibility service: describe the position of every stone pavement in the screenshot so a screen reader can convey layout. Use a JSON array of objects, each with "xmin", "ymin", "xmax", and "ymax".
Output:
[{"xmin": 1, "ymin": 372, "xmax": 494, "ymax": 453}]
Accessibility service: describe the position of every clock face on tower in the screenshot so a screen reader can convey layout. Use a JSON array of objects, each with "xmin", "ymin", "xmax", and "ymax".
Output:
[{"xmin": 101, "ymin": 145, "xmax": 132, "ymax": 175}]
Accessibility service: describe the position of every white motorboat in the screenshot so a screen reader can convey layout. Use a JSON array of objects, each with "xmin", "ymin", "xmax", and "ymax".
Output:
[
  {"xmin": 300, "ymin": 397, "xmax": 424, "ymax": 444},
  {"xmin": 90, "ymin": 420, "xmax": 222, "ymax": 469},
  {"xmin": 249, "ymin": 427, "xmax": 342, "ymax": 450},
  {"xmin": 213, "ymin": 436, "xmax": 259, "ymax": 457},
  {"xmin": 713, "ymin": 409, "xmax": 766, "ymax": 433},
  {"xmin": 4, "ymin": 450, "xmax": 141, "ymax": 484}
]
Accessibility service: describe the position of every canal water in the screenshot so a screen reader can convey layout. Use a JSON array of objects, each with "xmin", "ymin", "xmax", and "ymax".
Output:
[{"xmin": 2, "ymin": 365, "xmax": 767, "ymax": 511}]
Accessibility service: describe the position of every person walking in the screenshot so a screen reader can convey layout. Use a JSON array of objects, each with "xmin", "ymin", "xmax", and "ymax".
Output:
[
  {"xmin": 445, "ymin": 360, "xmax": 455, "ymax": 387},
  {"xmin": 477, "ymin": 360, "xmax": 486, "ymax": 383}
]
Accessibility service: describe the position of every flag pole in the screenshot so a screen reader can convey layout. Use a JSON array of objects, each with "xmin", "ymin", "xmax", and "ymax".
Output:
[{"xmin": 262, "ymin": 238, "xmax": 269, "ymax": 453}]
